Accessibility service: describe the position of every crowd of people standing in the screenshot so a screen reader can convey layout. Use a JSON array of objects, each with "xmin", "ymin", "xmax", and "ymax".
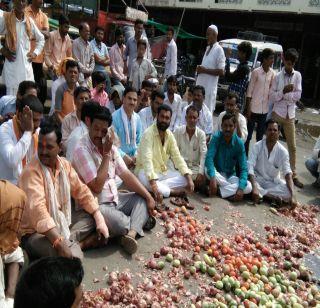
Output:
[{"xmin": 0, "ymin": 0, "xmax": 317, "ymax": 307}]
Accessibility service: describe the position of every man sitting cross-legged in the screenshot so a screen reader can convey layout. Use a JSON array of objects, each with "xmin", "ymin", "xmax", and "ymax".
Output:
[
  {"xmin": 73, "ymin": 107, "xmax": 155, "ymax": 255},
  {"xmin": 135, "ymin": 104, "xmax": 194, "ymax": 205},
  {"xmin": 248, "ymin": 119, "xmax": 297, "ymax": 208},
  {"xmin": 19, "ymin": 120, "xmax": 109, "ymax": 261},
  {"xmin": 205, "ymin": 112, "xmax": 252, "ymax": 201},
  {"xmin": 174, "ymin": 105, "xmax": 207, "ymax": 191}
]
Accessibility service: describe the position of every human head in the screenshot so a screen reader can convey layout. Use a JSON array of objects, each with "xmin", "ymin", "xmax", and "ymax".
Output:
[
  {"xmin": 221, "ymin": 112, "xmax": 236, "ymax": 139},
  {"xmin": 13, "ymin": 0, "xmax": 27, "ymax": 14},
  {"xmin": 115, "ymin": 28, "xmax": 124, "ymax": 46},
  {"xmin": 156, "ymin": 104, "xmax": 172, "ymax": 132},
  {"xmin": 94, "ymin": 26, "xmax": 105, "ymax": 43},
  {"xmin": 141, "ymin": 80, "xmax": 153, "ymax": 98},
  {"xmin": 265, "ymin": 119, "xmax": 280, "ymax": 143},
  {"xmin": 110, "ymin": 86, "xmax": 124, "ymax": 110},
  {"xmin": 88, "ymin": 106, "xmax": 113, "ymax": 149},
  {"xmin": 92, "ymin": 71, "xmax": 106, "ymax": 91},
  {"xmin": 59, "ymin": 14, "xmax": 70, "ymax": 37},
  {"xmin": 151, "ymin": 90, "xmax": 165, "ymax": 114},
  {"xmin": 14, "ymin": 256, "xmax": 84, "ymax": 308},
  {"xmin": 80, "ymin": 100, "xmax": 101, "ymax": 127},
  {"xmin": 17, "ymin": 81, "xmax": 38, "ymax": 100},
  {"xmin": 16, "ymin": 95, "xmax": 43, "ymax": 133},
  {"xmin": 134, "ymin": 19, "xmax": 144, "ymax": 39},
  {"xmin": 224, "ymin": 92, "xmax": 239, "ymax": 113},
  {"xmin": 122, "ymin": 86, "xmax": 138, "ymax": 114},
  {"xmin": 237, "ymin": 41, "xmax": 252, "ymax": 62},
  {"xmin": 38, "ymin": 120, "xmax": 62, "ymax": 168},
  {"xmin": 137, "ymin": 39, "xmax": 147, "ymax": 58},
  {"xmin": 185, "ymin": 105, "xmax": 199, "ymax": 130},
  {"xmin": 65, "ymin": 60, "xmax": 79, "ymax": 84},
  {"xmin": 186, "ymin": 87, "xmax": 193, "ymax": 104},
  {"xmin": 166, "ymin": 26, "xmax": 174, "ymax": 42},
  {"xmin": 74, "ymin": 86, "xmax": 91, "ymax": 113},
  {"xmin": 32, "ymin": 0, "xmax": 43, "ymax": 9},
  {"xmin": 261, "ymin": 48, "xmax": 275, "ymax": 68},
  {"xmin": 283, "ymin": 48, "xmax": 299, "ymax": 73},
  {"xmin": 79, "ymin": 22, "xmax": 90, "ymax": 42},
  {"xmin": 206, "ymin": 25, "xmax": 218, "ymax": 45},
  {"xmin": 192, "ymin": 85, "xmax": 205, "ymax": 106},
  {"xmin": 167, "ymin": 75, "xmax": 178, "ymax": 95}
]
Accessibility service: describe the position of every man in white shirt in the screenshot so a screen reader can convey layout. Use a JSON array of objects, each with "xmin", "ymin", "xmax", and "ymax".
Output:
[
  {"xmin": 213, "ymin": 92, "xmax": 248, "ymax": 143},
  {"xmin": 139, "ymin": 90, "xmax": 165, "ymax": 133},
  {"xmin": 248, "ymin": 119, "xmax": 296, "ymax": 208},
  {"xmin": 174, "ymin": 105, "xmax": 207, "ymax": 191},
  {"xmin": 305, "ymin": 136, "xmax": 320, "ymax": 188},
  {"xmin": 181, "ymin": 85, "xmax": 213, "ymax": 140},
  {"xmin": 196, "ymin": 25, "xmax": 225, "ymax": 113},
  {"xmin": 0, "ymin": 0, "xmax": 45, "ymax": 96},
  {"xmin": 164, "ymin": 27, "xmax": 177, "ymax": 78},
  {"xmin": 164, "ymin": 75, "xmax": 187, "ymax": 131},
  {"xmin": 0, "ymin": 95, "xmax": 43, "ymax": 184}
]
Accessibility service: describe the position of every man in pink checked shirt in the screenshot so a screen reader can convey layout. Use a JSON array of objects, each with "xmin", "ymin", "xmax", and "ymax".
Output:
[{"xmin": 270, "ymin": 48, "xmax": 303, "ymax": 188}]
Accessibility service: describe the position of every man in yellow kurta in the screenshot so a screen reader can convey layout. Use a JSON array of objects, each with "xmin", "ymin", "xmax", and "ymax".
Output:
[{"xmin": 135, "ymin": 104, "xmax": 194, "ymax": 203}]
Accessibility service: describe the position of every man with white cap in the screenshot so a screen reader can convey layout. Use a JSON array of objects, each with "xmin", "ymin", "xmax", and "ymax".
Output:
[{"xmin": 196, "ymin": 25, "xmax": 225, "ymax": 113}]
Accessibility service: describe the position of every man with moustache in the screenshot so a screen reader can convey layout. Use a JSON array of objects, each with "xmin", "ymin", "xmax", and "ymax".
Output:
[
  {"xmin": 205, "ymin": 112, "xmax": 252, "ymax": 201},
  {"xmin": 135, "ymin": 104, "xmax": 194, "ymax": 203}
]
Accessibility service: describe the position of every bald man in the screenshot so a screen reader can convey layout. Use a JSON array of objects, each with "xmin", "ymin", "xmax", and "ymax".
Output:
[{"xmin": 196, "ymin": 25, "xmax": 225, "ymax": 113}]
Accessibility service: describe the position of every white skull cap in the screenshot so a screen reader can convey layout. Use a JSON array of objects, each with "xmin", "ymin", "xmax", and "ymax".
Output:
[{"xmin": 208, "ymin": 24, "xmax": 218, "ymax": 34}]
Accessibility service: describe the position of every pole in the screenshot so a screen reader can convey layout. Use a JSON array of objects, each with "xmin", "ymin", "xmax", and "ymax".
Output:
[{"xmin": 175, "ymin": 7, "xmax": 186, "ymax": 40}]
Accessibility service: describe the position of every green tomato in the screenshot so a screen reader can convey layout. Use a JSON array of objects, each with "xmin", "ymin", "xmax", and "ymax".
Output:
[
  {"xmin": 290, "ymin": 271, "xmax": 298, "ymax": 281},
  {"xmin": 215, "ymin": 280, "xmax": 224, "ymax": 290},
  {"xmin": 251, "ymin": 265, "xmax": 258, "ymax": 274},
  {"xmin": 157, "ymin": 261, "xmax": 165, "ymax": 269},
  {"xmin": 207, "ymin": 267, "xmax": 216, "ymax": 277},
  {"xmin": 259, "ymin": 266, "xmax": 268, "ymax": 276},
  {"xmin": 200, "ymin": 262, "xmax": 207, "ymax": 273},
  {"xmin": 189, "ymin": 265, "xmax": 196, "ymax": 274},
  {"xmin": 242, "ymin": 271, "xmax": 250, "ymax": 280},
  {"xmin": 172, "ymin": 259, "xmax": 180, "ymax": 267},
  {"xmin": 166, "ymin": 253, "xmax": 173, "ymax": 262},
  {"xmin": 224, "ymin": 282, "xmax": 232, "ymax": 292}
]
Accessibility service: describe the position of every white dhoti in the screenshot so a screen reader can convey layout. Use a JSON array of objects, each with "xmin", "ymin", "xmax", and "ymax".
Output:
[
  {"xmin": 255, "ymin": 176, "xmax": 291, "ymax": 200},
  {"xmin": 215, "ymin": 172, "xmax": 252, "ymax": 199},
  {"xmin": 138, "ymin": 170, "xmax": 187, "ymax": 198}
]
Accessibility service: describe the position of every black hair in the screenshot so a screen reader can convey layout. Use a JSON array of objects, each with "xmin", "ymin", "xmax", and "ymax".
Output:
[
  {"xmin": 167, "ymin": 75, "xmax": 177, "ymax": 84},
  {"xmin": 89, "ymin": 105, "xmax": 113, "ymax": 127},
  {"xmin": 115, "ymin": 28, "xmax": 124, "ymax": 37},
  {"xmin": 284, "ymin": 48, "xmax": 299, "ymax": 63},
  {"xmin": 17, "ymin": 81, "xmax": 38, "ymax": 96},
  {"xmin": 141, "ymin": 80, "xmax": 153, "ymax": 89},
  {"xmin": 238, "ymin": 41, "xmax": 253, "ymax": 61},
  {"xmin": 151, "ymin": 90, "xmax": 165, "ymax": 101},
  {"xmin": 221, "ymin": 112, "xmax": 236, "ymax": 125},
  {"xmin": 193, "ymin": 85, "xmax": 205, "ymax": 96},
  {"xmin": 14, "ymin": 256, "xmax": 83, "ymax": 308},
  {"xmin": 261, "ymin": 48, "xmax": 275, "ymax": 61},
  {"xmin": 80, "ymin": 100, "xmax": 101, "ymax": 122},
  {"xmin": 16, "ymin": 95, "xmax": 43, "ymax": 114},
  {"xmin": 167, "ymin": 26, "xmax": 174, "ymax": 35},
  {"xmin": 135, "ymin": 19, "xmax": 144, "ymax": 26},
  {"xmin": 137, "ymin": 39, "xmax": 147, "ymax": 49},
  {"xmin": 265, "ymin": 118, "xmax": 279, "ymax": 130},
  {"xmin": 123, "ymin": 86, "xmax": 137, "ymax": 97},
  {"xmin": 95, "ymin": 26, "xmax": 104, "ymax": 33},
  {"xmin": 226, "ymin": 92, "xmax": 239, "ymax": 104},
  {"xmin": 92, "ymin": 71, "xmax": 106, "ymax": 86},
  {"xmin": 157, "ymin": 104, "xmax": 172, "ymax": 116},
  {"xmin": 65, "ymin": 59, "xmax": 79, "ymax": 72},
  {"xmin": 188, "ymin": 86, "xmax": 194, "ymax": 94},
  {"xmin": 186, "ymin": 105, "xmax": 199, "ymax": 117},
  {"xmin": 58, "ymin": 14, "xmax": 70, "ymax": 26},
  {"xmin": 74, "ymin": 86, "xmax": 90, "ymax": 99},
  {"xmin": 78, "ymin": 22, "xmax": 89, "ymax": 32},
  {"xmin": 39, "ymin": 119, "xmax": 62, "ymax": 144}
]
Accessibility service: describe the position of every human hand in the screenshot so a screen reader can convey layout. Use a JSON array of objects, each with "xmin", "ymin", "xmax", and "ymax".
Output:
[
  {"xmin": 94, "ymin": 211, "xmax": 109, "ymax": 239},
  {"xmin": 1, "ymin": 47, "xmax": 16, "ymax": 62},
  {"xmin": 103, "ymin": 130, "xmax": 114, "ymax": 156},
  {"xmin": 27, "ymin": 52, "xmax": 37, "ymax": 62},
  {"xmin": 289, "ymin": 195, "xmax": 298, "ymax": 209},
  {"xmin": 283, "ymin": 84, "xmax": 294, "ymax": 94},
  {"xmin": 20, "ymin": 106, "xmax": 34, "ymax": 132},
  {"xmin": 186, "ymin": 174, "xmax": 194, "ymax": 193},
  {"xmin": 121, "ymin": 78, "xmax": 127, "ymax": 85},
  {"xmin": 209, "ymin": 178, "xmax": 217, "ymax": 197},
  {"xmin": 150, "ymin": 180, "xmax": 163, "ymax": 204},
  {"xmin": 56, "ymin": 239, "xmax": 73, "ymax": 259},
  {"xmin": 251, "ymin": 187, "xmax": 260, "ymax": 204},
  {"xmin": 232, "ymin": 189, "xmax": 244, "ymax": 202},
  {"xmin": 146, "ymin": 196, "xmax": 156, "ymax": 216},
  {"xmin": 123, "ymin": 155, "xmax": 135, "ymax": 169},
  {"xmin": 196, "ymin": 65, "xmax": 206, "ymax": 74}
]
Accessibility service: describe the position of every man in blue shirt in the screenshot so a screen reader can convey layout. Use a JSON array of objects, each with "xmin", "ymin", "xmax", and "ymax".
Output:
[
  {"xmin": 112, "ymin": 87, "xmax": 142, "ymax": 169},
  {"xmin": 205, "ymin": 112, "xmax": 252, "ymax": 201},
  {"xmin": 90, "ymin": 27, "xmax": 111, "ymax": 94}
]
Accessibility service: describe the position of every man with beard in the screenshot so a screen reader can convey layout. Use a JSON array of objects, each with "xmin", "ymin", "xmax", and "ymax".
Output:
[
  {"xmin": 135, "ymin": 104, "xmax": 194, "ymax": 203},
  {"xmin": 213, "ymin": 92, "xmax": 248, "ymax": 143},
  {"xmin": 248, "ymin": 119, "xmax": 296, "ymax": 208},
  {"xmin": 205, "ymin": 112, "xmax": 252, "ymax": 201}
]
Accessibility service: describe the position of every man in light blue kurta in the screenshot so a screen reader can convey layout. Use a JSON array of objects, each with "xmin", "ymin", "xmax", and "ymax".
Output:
[{"xmin": 112, "ymin": 87, "xmax": 142, "ymax": 165}]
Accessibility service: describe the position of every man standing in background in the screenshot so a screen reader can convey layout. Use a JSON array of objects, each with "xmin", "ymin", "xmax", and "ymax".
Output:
[{"xmin": 164, "ymin": 26, "xmax": 177, "ymax": 79}]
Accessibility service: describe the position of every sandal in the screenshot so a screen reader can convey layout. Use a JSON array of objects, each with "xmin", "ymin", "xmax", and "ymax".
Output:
[
  {"xmin": 120, "ymin": 235, "xmax": 138, "ymax": 255},
  {"xmin": 143, "ymin": 216, "xmax": 156, "ymax": 231}
]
